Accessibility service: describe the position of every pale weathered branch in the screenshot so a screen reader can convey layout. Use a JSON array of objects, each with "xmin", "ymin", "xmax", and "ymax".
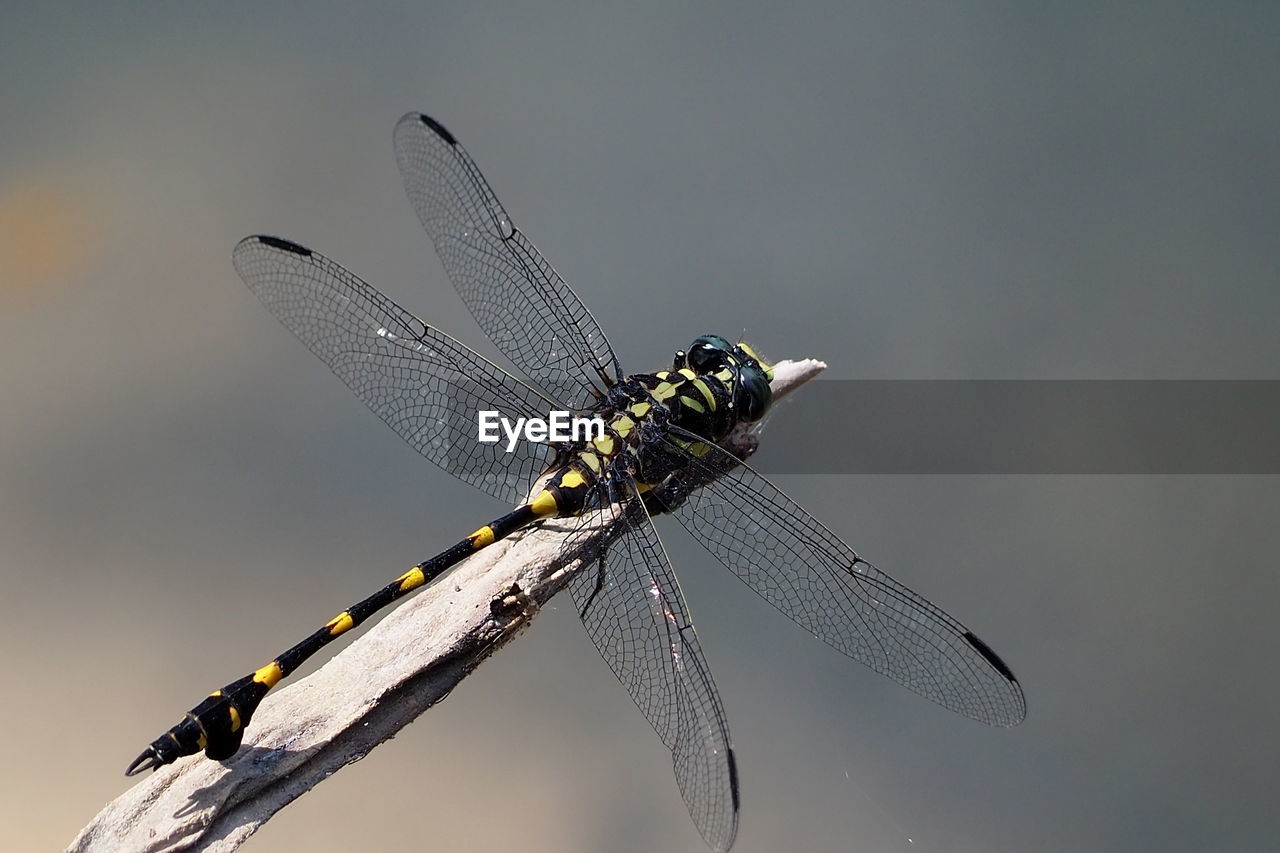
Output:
[{"xmin": 69, "ymin": 358, "xmax": 826, "ymax": 853}]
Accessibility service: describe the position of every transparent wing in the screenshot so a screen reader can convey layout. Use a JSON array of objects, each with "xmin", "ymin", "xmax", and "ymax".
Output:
[
  {"xmin": 393, "ymin": 112, "xmax": 622, "ymax": 409},
  {"xmin": 233, "ymin": 235, "xmax": 560, "ymax": 506},
  {"xmin": 562, "ymin": 481, "xmax": 739, "ymax": 852},
  {"xmin": 651, "ymin": 431, "xmax": 1026, "ymax": 727}
]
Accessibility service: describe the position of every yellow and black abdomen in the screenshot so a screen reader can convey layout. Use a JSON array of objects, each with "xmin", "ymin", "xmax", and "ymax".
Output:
[{"xmin": 126, "ymin": 460, "xmax": 599, "ymax": 776}]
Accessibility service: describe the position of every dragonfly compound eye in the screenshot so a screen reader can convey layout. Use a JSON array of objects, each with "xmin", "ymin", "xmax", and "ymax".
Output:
[
  {"xmin": 686, "ymin": 335, "xmax": 734, "ymax": 373},
  {"xmin": 733, "ymin": 368, "xmax": 773, "ymax": 422}
]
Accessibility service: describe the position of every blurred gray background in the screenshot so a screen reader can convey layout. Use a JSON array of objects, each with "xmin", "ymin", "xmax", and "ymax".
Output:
[{"xmin": 2, "ymin": 3, "xmax": 1276, "ymax": 851}]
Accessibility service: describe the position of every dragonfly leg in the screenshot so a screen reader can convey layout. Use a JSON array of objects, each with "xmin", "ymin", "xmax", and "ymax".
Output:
[{"xmin": 576, "ymin": 552, "xmax": 610, "ymax": 619}]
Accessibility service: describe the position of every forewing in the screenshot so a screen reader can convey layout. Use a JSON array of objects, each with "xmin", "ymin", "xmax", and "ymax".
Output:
[
  {"xmin": 393, "ymin": 112, "xmax": 622, "ymax": 409},
  {"xmin": 654, "ymin": 433, "xmax": 1026, "ymax": 727},
  {"xmin": 564, "ymin": 486, "xmax": 739, "ymax": 853},
  {"xmin": 233, "ymin": 235, "xmax": 559, "ymax": 506}
]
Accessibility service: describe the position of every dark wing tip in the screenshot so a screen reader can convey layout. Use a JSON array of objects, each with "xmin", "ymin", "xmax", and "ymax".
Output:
[
  {"xmin": 251, "ymin": 235, "xmax": 313, "ymax": 257},
  {"xmin": 727, "ymin": 745, "xmax": 741, "ymax": 811},
  {"xmin": 416, "ymin": 113, "xmax": 458, "ymax": 145},
  {"xmin": 963, "ymin": 630, "xmax": 1018, "ymax": 685}
]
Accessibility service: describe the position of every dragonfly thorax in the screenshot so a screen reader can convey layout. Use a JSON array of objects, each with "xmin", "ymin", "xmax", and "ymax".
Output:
[
  {"xmin": 559, "ymin": 338, "xmax": 772, "ymax": 504},
  {"xmin": 590, "ymin": 342, "xmax": 768, "ymax": 453}
]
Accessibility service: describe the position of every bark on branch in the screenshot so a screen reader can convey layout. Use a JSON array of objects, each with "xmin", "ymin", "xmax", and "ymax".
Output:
[{"xmin": 69, "ymin": 358, "xmax": 826, "ymax": 853}]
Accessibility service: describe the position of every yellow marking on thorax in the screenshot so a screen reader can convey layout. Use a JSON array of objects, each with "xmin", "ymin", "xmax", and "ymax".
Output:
[
  {"xmin": 653, "ymin": 382, "xmax": 678, "ymax": 401},
  {"xmin": 529, "ymin": 489, "xmax": 559, "ymax": 517},
  {"xmin": 560, "ymin": 469, "xmax": 587, "ymax": 489},
  {"xmin": 581, "ymin": 451, "xmax": 602, "ymax": 472},
  {"xmin": 677, "ymin": 368, "xmax": 698, "ymax": 381},
  {"xmin": 253, "ymin": 661, "xmax": 284, "ymax": 688},
  {"xmin": 737, "ymin": 343, "xmax": 773, "ymax": 379},
  {"xmin": 612, "ymin": 416, "xmax": 635, "ymax": 437},
  {"xmin": 680, "ymin": 394, "xmax": 706, "ymax": 414},
  {"xmin": 593, "ymin": 434, "xmax": 616, "ymax": 455},
  {"xmin": 629, "ymin": 401, "xmax": 652, "ymax": 418},
  {"xmin": 228, "ymin": 705, "xmax": 242, "ymax": 732},
  {"xmin": 674, "ymin": 435, "xmax": 712, "ymax": 457},
  {"xmin": 690, "ymin": 377, "xmax": 717, "ymax": 408},
  {"xmin": 326, "ymin": 611, "xmax": 354, "ymax": 636},
  {"xmin": 196, "ymin": 733, "xmax": 208, "ymax": 750},
  {"xmin": 714, "ymin": 368, "xmax": 733, "ymax": 382},
  {"xmin": 468, "ymin": 525, "xmax": 495, "ymax": 548},
  {"xmin": 397, "ymin": 567, "xmax": 426, "ymax": 592}
]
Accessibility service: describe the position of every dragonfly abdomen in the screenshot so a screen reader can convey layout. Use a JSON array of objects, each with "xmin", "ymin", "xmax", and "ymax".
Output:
[{"xmin": 125, "ymin": 475, "xmax": 592, "ymax": 777}]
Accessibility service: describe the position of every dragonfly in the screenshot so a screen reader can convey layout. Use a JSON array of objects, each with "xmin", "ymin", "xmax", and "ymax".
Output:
[{"xmin": 126, "ymin": 112, "xmax": 1026, "ymax": 852}]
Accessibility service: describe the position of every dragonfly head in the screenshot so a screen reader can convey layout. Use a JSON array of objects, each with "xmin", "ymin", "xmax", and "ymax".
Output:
[{"xmin": 678, "ymin": 335, "xmax": 774, "ymax": 423}]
